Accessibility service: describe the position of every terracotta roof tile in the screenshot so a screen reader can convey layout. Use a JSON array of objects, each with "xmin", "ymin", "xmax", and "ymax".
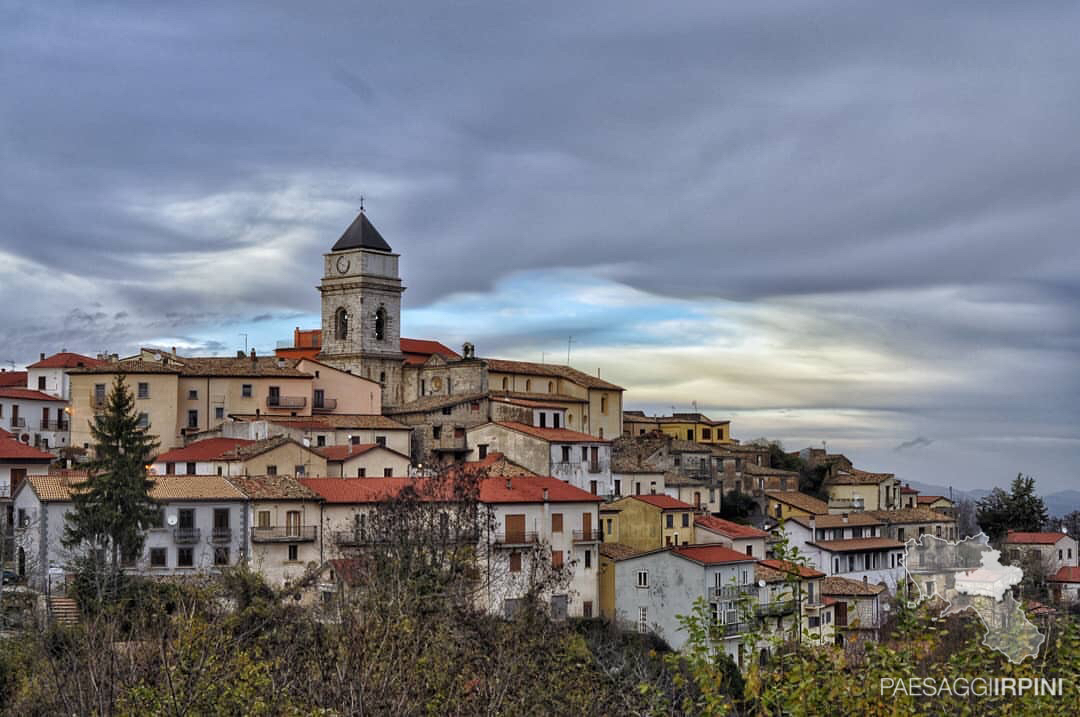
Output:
[
  {"xmin": 1004, "ymin": 531, "xmax": 1070, "ymax": 545},
  {"xmin": 155, "ymin": 438, "xmax": 254, "ymax": 463},
  {"xmin": 383, "ymin": 392, "xmax": 487, "ymax": 414},
  {"xmin": 0, "ymin": 371, "xmax": 27, "ymax": 387},
  {"xmin": 599, "ymin": 543, "xmax": 643, "ymax": 561},
  {"xmin": 301, "ymin": 475, "xmax": 601, "ymax": 505},
  {"xmin": 149, "ymin": 475, "xmax": 246, "ymax": 501},
  {"xmin": 822, "ymin": 575, "xmax": 887, "ymax": 596},
  {"xmin": 867, "ymin": 508, "xmax": 953, "ymax": 524},
  {"xmin": 786, "ymin": 513, "xmax": 883, "ymax": 529},
  {"xmin": 488, "ymin": 390, "xmax": 587, "ymax": 404},
  {"xmin": 757, "ymin": 559, "xmax": 825, "ymax": 581},
  {"xmin": 27, "ymin": 352, "xmax": 107, "ymax": 369},
  {"xmin": 631, "ymin": 494, "xmax": 695, "ymax": 510},
  {"xmin": 673, "ymin": 544, "xmax": 758, "ymax": 566},
  {"xmin": 490, "ymin": 421, "xmax": 608, "ymax": 444},
  {"xmin": 0, "ymin": 388, "xmax": 66, "ymax": 402},
  {"xmin": 0, "ymin": 435, "xmax": 55, "ymax": 462},
  {"xmin": 765, "ymin": 490, "xmax": 829, "ymax": 515},
  {"xmin": 695, "ymin": 515, "xmax": 769, "ymax": 539},
  {"xmin": 824, "ymin": 468, "xmax": 895, "ymax": 486},
  {"xmin": 68, "ymin": 360, "xmax": 180, "ymax": 375},
  {"xmin": 225, "ymin": 474, "xmax": 322, "ymax": 501},
  {"xmin": 1049, "ymin": 566, "xmax": 1080, "ymax": 583},
  {"xmin": 916, "ymin": 495, "xmax": 952, "ymax": 505}
]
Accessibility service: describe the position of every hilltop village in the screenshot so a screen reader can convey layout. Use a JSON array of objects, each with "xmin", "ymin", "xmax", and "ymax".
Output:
[{"xmin": 3, "ymin": 211, "xmax": 1076, "ymax": 669}]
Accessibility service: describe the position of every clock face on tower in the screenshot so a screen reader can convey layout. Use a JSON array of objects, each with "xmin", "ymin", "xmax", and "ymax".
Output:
[{"xmin": 335, "ymin": 255, "xmax": 350, "ymax": 274}]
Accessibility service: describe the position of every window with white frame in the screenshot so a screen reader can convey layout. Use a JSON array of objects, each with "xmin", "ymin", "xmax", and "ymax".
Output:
[
  {"xmin": 637, "ymin": 607, "xmax": 648, "ymax": 633},
  {"xmin": 637, "ymin": 570, "xmax": 648, "ymax": 588}
]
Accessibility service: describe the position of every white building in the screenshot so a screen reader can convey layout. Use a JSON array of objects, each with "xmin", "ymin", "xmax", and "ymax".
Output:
[
  {"xmin": 694, "ymin": 515, "xmax": 769, "ymax": 559},
  {"xmin": 1003, "ymin": 531, "xmax": 1079, "ymax": 576},
  {"xmin": 611, "ymin": 544, "xmax": 759, "ymax": 663},
  {"xmin": 319, "ymin": 443, "xmax": 411, "ymax": 478},
  {"xmin": 803, "ymin": 537, "xmax": 906, "ymax": 591},
  {"xmin": 0, "ymin": 430, "xmax": 53, "ymax": 500},
  {"xmin": 302, "ymin": 474, "xmax": 603, "ymax": 619},
  {"xmin": 26, "ymin": 351, "xmax": 107, "ymax": 400},
  {"xmin": 0, "ymin": 388, "xmax": 70, "ymax": 451}
]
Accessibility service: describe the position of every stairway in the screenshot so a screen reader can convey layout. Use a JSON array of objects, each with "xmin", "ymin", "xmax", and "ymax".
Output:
[{"xmin": 47, "ymin": 596, "xmax": 80, "ymax": 625}]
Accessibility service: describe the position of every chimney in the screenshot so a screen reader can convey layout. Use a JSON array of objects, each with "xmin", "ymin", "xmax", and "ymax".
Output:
[
  {"xmin": 171, "ymin": 346, "xmax": 177, "ymax": 356},
  {"xmin": 810, "ymin": 514, "xmax": 817, "ymax": 540},
  {"xmin": 250, "ymin": 348, "xmax": 257, "ymax": 366},
  {"xmin": 543, "ymin": 487, "xmax": 549, "ymax": 502},
  {"xmin": 842, "ymin": 512, "xmax": 849, "ymax": 523},
  {"xmin": 40, "ymin": 352, "xmax": 45, "ymax": 361},
  {"xmin": 505, "ymin": 478, "xmax": 512, "ymax": 490}
]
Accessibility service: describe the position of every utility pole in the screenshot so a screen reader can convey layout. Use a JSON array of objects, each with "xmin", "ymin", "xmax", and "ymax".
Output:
[{"xmin": 240, "ymin": 333, "xmax": 248, "ymax": 353}]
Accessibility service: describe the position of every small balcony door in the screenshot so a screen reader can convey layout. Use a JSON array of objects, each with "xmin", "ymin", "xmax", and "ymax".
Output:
[
  {"xmin": 268, "ymin": 386, "xmax": 280, "ymax": 406},
  {"xmin": 178, "ymin": 509, "xmax": 195, "ymax": 531},
  {"xmin": 582, "ymin": 512, "xmax": 592, "ymax": 538},
  {"xmin": 214, "ymin": 508, "xmax": 230, "ymax": 531},
  {"xmin": 285, "ymin": 510, "xmax": 301, "ymax": 537},
  {"xmin": 313, "ymin": 389, "xmax": 325, "ymax": 409}
]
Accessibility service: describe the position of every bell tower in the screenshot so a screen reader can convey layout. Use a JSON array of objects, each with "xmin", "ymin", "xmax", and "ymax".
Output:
[{"xmin": 317, "ymin": 211, "xmax": 406, "ymax": 406}]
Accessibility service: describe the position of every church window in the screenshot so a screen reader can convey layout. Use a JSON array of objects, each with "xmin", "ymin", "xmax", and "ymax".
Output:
[
  {"xmin": 525, "ymin": 379, "xmax": 532, "ymax": 392},
  {"xmin": 379, "ymin": 371, "xmax": 386, "ymax": 385},
  {"xmin": 547, "ymin": 381, "xmax": 554, "ymax": 393},
  {"xmin": 335, "ymin": 308, "xmax": 348, "ymax": 340},
  {"xmin": 375, "ymin": 307, "xmax": 387, "ymax": 341},
  {"xmin": 502, "ymin": 377, "xmax": 508, "ymax": 390}
]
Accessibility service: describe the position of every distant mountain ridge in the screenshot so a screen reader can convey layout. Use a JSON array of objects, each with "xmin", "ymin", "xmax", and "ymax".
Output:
[{"xmin": 898, "ymin": 480, "xmax": 1080, "ymax": 517}]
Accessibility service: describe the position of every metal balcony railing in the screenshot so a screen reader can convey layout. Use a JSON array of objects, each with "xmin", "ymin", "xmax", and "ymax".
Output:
[
  {"xmin": 211, "ymin": 528, "xmax": 233, "ymax": 543},
  {"xmin": 173, "ymin": 528, "xmax": 201, "ymax": 544},
  {"xmin": 250, "ymin": 526, "xmax": 317, "ymax": 543},
  {"xmin": 9, "ymin": 417, "xmax": 25, "ymax": 429},
  {"xmin": 708, "ymin": 584, "xmax": 760, "ymax": 601},
  {"xmin": 39, "ymin": 419, "xmax": 69, "ymax": 431},
  {"xmin": 313, "ymin": 397, "xmax": 338, "ymax": 412},
  {"xmin": 492, "ymin": 531, "xmax": 539, "ymax": 548},
  {"xmin": 756, "ymin": 599, "xmax": 796, "ymax": 617},
  {"xmin": 267, "ymin": 395, "xmax": 306, "ymax": 409},
  {"xmin": 572, "ymin": 529, "xmax": 602, "ymax": 543},
  {"xmin": 711, "ymin": 621, "xmax": 752, "ymax": 637}
]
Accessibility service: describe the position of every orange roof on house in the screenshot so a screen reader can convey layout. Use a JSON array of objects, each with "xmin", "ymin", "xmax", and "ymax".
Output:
[
  {"xmin": 0, "ymin": 388, "xmax": 66, "ymax": 402},
  {"xmin": 631, "ymin": 494, "xmax": 695, "ymax": 510},
  {"xmin": 27, "ymin": 352, "xmax": 107, "ymax": 369},
  {"xmin": 809, "ymin": 538, "xmax": 905, "ymax": 552},
  {"xmin": 695, "ymin": 515, "xmax": 769, "ymax": 539},
  {"xmin": 673, "ymin": 544, "xmax": 757, "ymax": 566},
  {"xmin": 492, "ymin": 421, "xmax": 609, "ymax": 444},
  {"xmin": 758, "ymin": 559, "xmax": 825, "ymax": 579},
  {"xmin": 916, "ymin": 495, "xmax": 951, "ymax": 505},
  {"xmin": 0, "ymin": 371, "xmax": 27, "ymax": 387},
  {"xmin": 301, "ymin": 475, "xmax": 601, "ymax": 505},
  {"xmin": 1004, "ymin": 531, "xmax": 1069, "ymax": 545},
  {"xmin": 154, "ymin": 438, "xmax": 253, "ymax": 463},
  {"xmin": 0, "ymin": 434, "xmax": 54, "ymax": 462},
  {"xmin": 400, "ymin": 338, "xmax": 461, "ymax": 365},
  {"xmin": 318, "ymin": 443, "xmax": 410, "ymax": 462},
  {"xmin": 1049, "ymin": 566, "xmax": 1080, "ymax": 583}
]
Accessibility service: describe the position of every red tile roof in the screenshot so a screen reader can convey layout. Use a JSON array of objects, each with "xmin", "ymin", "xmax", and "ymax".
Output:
[
  {"xmin": 673, "ymin": 544, "xmax": 757, "ymax": 566},
  {"xmin": 0, "ymin": 434, "xmax": 54, "ymax": 462},
  {"xmin": 0, "ymin": 388, "xmax": 66, "ymax": 402},
  {"xmin": 400, "ymin": 338, "xmax": 461, "ymax": 364},
  {"xmin": 916, "ymin": 495, "xmax": 952, "ymax": 505},
  {"xmin": 154, "ymin": 438, "xmax": 253, "ymax": 463},
  {"xmin": 1004, "ymin": 531, "xmax": 1069, "ymax": 545},
  {"xmin": 900, "ymin": 485, "xmax": 919, "ymax": 494},
  {"xmin": 631, "ymin": 494, "xmax": 695, "ymax": 510},
  {"xmin": 27, "ymin": 352, "xmax": 107, "ymax": 369},
  {"xmin": 0, "ymin": 371, "xmax": 27, "ymax": 387},
  {"xmin": 1049, "ymin": 566, "xmax": 1080, "ymax": 583},
  {"xmin": 695, "ymin": 515, "xmax": 769, "ymax": 539},
  {"xmin": 758, "ymin": 558, "xmax": 825, "ymax": 579},
  {"xmin": 493, "ymin": 421, "xmax": 609, "ymax": 444},
  {"xmin": 301, "ymin": 475, "xmax": 602, "ymax": 505}
]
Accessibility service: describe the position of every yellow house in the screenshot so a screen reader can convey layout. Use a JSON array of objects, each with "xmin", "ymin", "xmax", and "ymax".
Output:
[
  {"xmin": 605, "ymin": 494, "xmax": 697, "ymax": 552},
  {"xmin": 486, "ymin": 358, "xmax": 624, "ymax": 441},
  {"xmin": 598, "ymin": 542, "xmax": 643, "ymax": 619},
  {"xmin": 151, "ymin": 435, "xmax": 328, "ymax": 478},
  {"xmin": 764, "ymin": 491, "xmax": 829, "ymax": 522},
  {"xmin": 822, "ymin": 468, "xmax": 900, "ymax": 512},
  {"xmin": 68, "ymin": 362, "xmax": 180, "ymax": 450},
  {"xmin": 622, "ymin": 411, "xmax": 733, "ymax": 444}
]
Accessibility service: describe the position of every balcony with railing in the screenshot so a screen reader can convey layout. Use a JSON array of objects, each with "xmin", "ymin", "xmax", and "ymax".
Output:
[
  {"xmin": 572, "ymin": 529, "xmax": 602, "ymax": 543},
  {"xmin": 211, "ymin": 528, "xmax": 233, "ymax": 543},
  {"xmin": 9, "ymin": 417, "xmax": 25, "ymax": 429},
  {"xmin": 173, "ymin": 528, "xmax": 201, "ymax": 544},
  {"xmin": 334, "ymin": 527, "xmax": 480, "ymax": 546},
  {"xmin": 492, "ymin": 531, "xmax": 539, "ymax": 548},
  {"xmin": 267, "ymin": 395, "xmax": 306, "ymax": 409},
  {"xmin": 551, "ymin": 459, "xmax": 610, "ymax": 477},
  {"xmin": 708, "ymin": 584, "xmax": 760, "ymax": 602},
  {"xmin": 251, "ymin": 526, "xmax": 317, "ymax": 543},
  {"xmin": 432, "ymin": 434, "xmax": 468, "ymax": 452},
  {"xmin": 756, "ymin": 599, "xmax": 796, "ymax": 617},
  {"xmin": 39, "ymin": 419, "xmax": 69, "ymax": 432},
  {"xmin": 313, "ymin": 397, "xmax": 338, "ymax": 413},
  {"xmin": 711, "ymin": 621, "xmax": 753, "ymax": 637}
]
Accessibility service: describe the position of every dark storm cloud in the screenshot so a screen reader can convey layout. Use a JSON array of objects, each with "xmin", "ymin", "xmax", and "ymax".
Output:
[
  {"xmin": 1, "ymin": 1, "xmax": 1078, "ymax": 488},
  {"xmin": 895, "ymin": 437, "xmax": 934, "ymax": 452}
]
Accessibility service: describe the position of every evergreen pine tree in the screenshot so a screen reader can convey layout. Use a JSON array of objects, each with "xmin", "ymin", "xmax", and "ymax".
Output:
[
  {"xmin": 1007, "ymin": 473, "xmax": 1049, "ymax": 533},
  {"xmin": 62, "ymin": 374, "xmax": 159, "ymax": 598}
]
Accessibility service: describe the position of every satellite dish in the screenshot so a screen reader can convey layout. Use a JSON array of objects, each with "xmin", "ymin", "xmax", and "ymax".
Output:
[
  {"xmin": 167, "ymin": 515, "xmax": 178, "ymax": 526},
  {"xmin": 882, "ymin": 603, "xmax": 891, "ymax": 612},
  {"xmin": 758, "ymin": 579, "xmax": 767, "ymax": 588},
  {"xmin": 302, "ymin": 438, "xmax": 311, "ymax": 448}
]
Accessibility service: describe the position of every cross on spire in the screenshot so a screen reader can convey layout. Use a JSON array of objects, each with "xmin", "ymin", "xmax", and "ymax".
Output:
[{"xmin": 359, "ymin": 193, "xmax": 365, "ymax": 213}]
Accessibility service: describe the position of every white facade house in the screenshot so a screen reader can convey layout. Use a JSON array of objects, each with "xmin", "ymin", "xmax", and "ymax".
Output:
[
  {"xmin": 804, "ymin": 537, "xmax": 906, "ymax": 591},
  {"xmin": 466, "ymin": 421, "xmax": 614, "ymax": 496},
  {"xmin": 779, "ymin": 513, "xmax": 885, "ymax": 554},
  {"xmin": 302, "ymin": 474, "xmax": 603, "ymax": 619},
  {"xmin": 0, "ymin": 431, "xmax": 53, "ymax": 500},
  {"xmin": 26, "ymin": 351, "xmax": 107, "ymax": 401},
  {"xmin": 0, "ymin": 389, "xmax": 70, "ymax": 451},
  {"xmin": 1003, "ymin": 532, "xmax": 1079, "ymax": 576},
  {"xmin": 694, "ymin": 515, "xmax": 769, "ymax": 559},
  {"xmin": 320, "ymin": 444, "xmax": 411, "ymax": 478},
  {"xmin": 12, "ymin": 473, "xmax": 250, "ymax": 590},
  {"xmin": 611, "ymin": 544, "xmax": 759, "ymax": 663}
]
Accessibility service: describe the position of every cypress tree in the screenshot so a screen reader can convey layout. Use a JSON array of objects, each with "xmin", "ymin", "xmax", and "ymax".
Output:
[{"xmin": 63, "ymin": 374, "xmax": 159, "ymax": 599}]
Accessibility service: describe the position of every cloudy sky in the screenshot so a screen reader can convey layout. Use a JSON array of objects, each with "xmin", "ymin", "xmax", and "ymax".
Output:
[{"xmin": 2, "ymin": 2, "xmax": 1077, "ymax": 494}]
